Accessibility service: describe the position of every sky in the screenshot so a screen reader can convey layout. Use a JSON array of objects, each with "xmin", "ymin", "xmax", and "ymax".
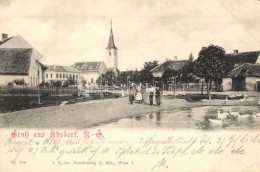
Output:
[{"xmin": 1, "ymin": 0, "xmax": 260, "ymax": 70}]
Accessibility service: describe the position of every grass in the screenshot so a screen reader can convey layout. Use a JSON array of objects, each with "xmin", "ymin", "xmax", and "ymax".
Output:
[
  {"xmin": 0, "ymin": 92, "xmax": 123, "ymax": 113},
  {"xmin": 163, "ymin": 94, "xmax": 229, "ymax": 102}
]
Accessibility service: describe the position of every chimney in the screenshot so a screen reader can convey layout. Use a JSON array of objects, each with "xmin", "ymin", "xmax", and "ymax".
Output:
[
  {"xmin": 174, "ymin": 56, "xmax": 178, "ymax": 60},
  {"xmin": 2, "ymin": 33, "xmax": 8, "ymax": 40},
  {"xmin": 233, "ymin": 50, "xmax": 239, "ymax": 53}
]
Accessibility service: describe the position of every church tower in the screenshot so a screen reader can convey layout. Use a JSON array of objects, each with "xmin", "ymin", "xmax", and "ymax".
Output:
[{"xmin": 105, "ymin": 20, "xmax": 118, "ymax": 70}]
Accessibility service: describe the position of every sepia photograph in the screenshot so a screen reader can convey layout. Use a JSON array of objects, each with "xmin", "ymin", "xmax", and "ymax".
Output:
[{"xmin": 0, "ymin": 0, "xmax": 260, "ymax": 171}]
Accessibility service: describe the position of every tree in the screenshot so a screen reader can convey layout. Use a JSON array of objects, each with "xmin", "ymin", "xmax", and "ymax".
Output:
[
  {"xmin": 139, "ymin": 68, "xmax": 153, "ymax": 84},
  {"xmin": 117, "ymin": 71, "xmax": 134, "ymax": 84},
  {"xmin": 143, "ymin": 60, "xmax": 159, "ymax": 71},
  {"xmin": 182, "ymin": 53, "xmax": 195, "ymax": 83},
  {"xmin": 162, "ymin": 68, "xmax": 179, "ymax": 83},
  {"xmin": 97, "ymin": 70, "xmax": 117, "ymax": 85},
  {"xmin": 193, "ymin": 44, "xmax": 227, "ymax": 98}
]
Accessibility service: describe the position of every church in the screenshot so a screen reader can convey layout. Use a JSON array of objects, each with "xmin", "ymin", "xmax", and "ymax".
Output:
[{"xmin": 71, "ymin": 21, "xmax": 119, "ymax": 84}]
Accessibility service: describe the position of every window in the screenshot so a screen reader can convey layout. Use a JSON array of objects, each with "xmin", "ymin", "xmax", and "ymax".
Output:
[
  {"xmin": 66, "ymin": 74, "xmax": 68, "ymax": 78},
  {"xmin": 46, "ymin": 74, "xmax": 48, "ymax": 78},
  {"xmin": 50, "ymin": 74, "xmax": 52, "ymax": 78},
  {"xmin": 56, "ymin": 74, "xmax": 58, "ymax": 78},
  {"xmin": 60, "ymin": 74, "xmax": 62, "ymax": 78},
  {"xmin": 91, "ymin": 78, "xmax": 93, "ymax": 83},
  {"xmin": 73, "ymin": 75, "xmax": 75, "ymax": 79},
  {"xmin": 109, "ymin": 51, "xmax": 111, "ymax": 56},
  {"xmin": 70, "ymin": 74, "xmax": 72, "ymax": 78}
]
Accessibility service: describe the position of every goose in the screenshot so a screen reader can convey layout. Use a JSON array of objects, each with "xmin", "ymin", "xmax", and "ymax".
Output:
[
  {"xmin": 229, "ymin": 95, "xmax": 236, "ymax": 99},
  {"xmin": 237, "ymin": 111, "xmax": 259, "ymax": 122},
  {"xmin": 209, "ymin": 118, "xmax": 223, "ymax": 125},
  {"xmin": 222, "ymin": 96, "xmax": 228, "ymax": 104},
  {"xmin": 251, "ymin": 111, "xmax": 260, "ymax": 118},
  {"xmin": 239, "ymin": 96, "xmax": 246, "ymax": 102},
  {"xmin": 217, "ymin": 110, "xmax": 229, "ymax": 120},
  {"xmin": 228, "ymin": 110, "xmax": 240, "ymax": 119}
]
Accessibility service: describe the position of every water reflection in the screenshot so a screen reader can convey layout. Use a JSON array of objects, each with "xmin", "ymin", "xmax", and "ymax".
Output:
[{"xmin": 97, "ymin": 106, "xmax": 260, "ymax": 130}]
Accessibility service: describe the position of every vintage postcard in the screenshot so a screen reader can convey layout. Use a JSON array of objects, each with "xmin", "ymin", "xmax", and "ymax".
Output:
[{"xmin": 0, "ymin": 0, "xmax": 260, "ymax": 171}]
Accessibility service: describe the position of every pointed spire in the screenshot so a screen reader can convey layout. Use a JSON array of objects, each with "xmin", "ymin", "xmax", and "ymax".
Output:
[{"xmin": 106, "ymin": 20, "xmax": 117, "ymax": 50}]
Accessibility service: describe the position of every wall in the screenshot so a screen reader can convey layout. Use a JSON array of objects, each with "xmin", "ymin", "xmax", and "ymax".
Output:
[
  {"xmin": 106, "ymin": 48, "xmax": 117, "ymax": 68},
  {"xmin": 245, "ymin": 77, "xmax": 257, "ymax": 91},
  {"xmin": 81, "ymin": 72, "xmax": 100, "ymax": 84},
  {"xmin": 28, "ymin": 50, "xmax": 46, "ymax": 87},
  {"xmin": 44, "ymin": 71, "xmax": 82, "ymax": 83},
  {"xmin": 0, "ymin": 75, "xmax": 28, "ymax": 85},
  {"xmin": 222, "ymin": 78, "xmax": 232, "ymax": 91},
  {"xmin": 152, "ymin": 71, "xmax": 163, "ymax": 78}
]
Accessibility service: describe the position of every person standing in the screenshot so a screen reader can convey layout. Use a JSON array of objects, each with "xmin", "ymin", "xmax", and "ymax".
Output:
[
  {"xmin": 129, "ymin": 86, "xmax": 134, "ymax": 104},
  {"xmin": 155, "ymin": 86, "xmax": 162, "ymax": 106},
  {"xmin": 148, "ymin": 85, "xmax": 154, "ymax": 105}
]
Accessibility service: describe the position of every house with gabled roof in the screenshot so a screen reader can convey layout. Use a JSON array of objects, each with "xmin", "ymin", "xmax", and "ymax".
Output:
[
  {"xmin": 223, "ymin": 63, "xmax": 260, "ymax": 91},
  {"xmin": 0, "ymin": 34, "xmax": 47, "ymax": 86},
  {"xmin": 151, "ymin": 58, "xmax": 188, "ymax": 78},
  {"xmin": 222, "ymin": 50, "xmax": 260, "ymax": 91},
  {"xmin": 44, "ymin": 65, "xmax": 82, "ymax": 84},
  {"xmin": 71, "ymin": 61, "xmax": 106, "ymax": 84}
]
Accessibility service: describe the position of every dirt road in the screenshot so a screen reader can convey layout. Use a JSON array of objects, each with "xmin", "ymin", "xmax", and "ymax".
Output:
[{"xmin": 0, "ymin": 92, "xmax": 259, "ymax": 129}]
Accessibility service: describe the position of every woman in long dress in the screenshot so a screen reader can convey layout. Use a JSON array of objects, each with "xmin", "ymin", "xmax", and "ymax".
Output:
[{"xmin": 135, "ymin": 84, "xmax": 143, "ymax": 103}]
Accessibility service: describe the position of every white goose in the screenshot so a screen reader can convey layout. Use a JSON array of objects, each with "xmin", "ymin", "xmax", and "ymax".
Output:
[
  {"xmin": 217, "ymin": 110, "xmax": 229, "ymax": 120},
  {"xmin": 209, "ymin": 118, "xmax": 223, "ymax": 125},
  {"xmin": 228, "ymin": 110, "xmax": 240, "ymax": 119},
  {"xmin": 237, "ymin": 110, "xmax": 259, "ymax": 123},
  {"xmin": 239, "ymin": 96, "xmax": 247, "ymax": 102},
  {"xmin": 223, "ymin": 96, "xmax": 228, "ymax": 104},
  {"xmin": 251, "ymin": 111, "xmax": 260, "ymax": 118}
]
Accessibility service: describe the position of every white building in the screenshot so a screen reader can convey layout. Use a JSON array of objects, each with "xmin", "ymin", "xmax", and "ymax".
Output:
[
  {"xmin": 44, "ymin": 65, "xmax": 82, "ymax": 84},
  {"xmin": 71, "ymin": 61, "xmax": 106, "ymax": 84},
  {"xmin": 0, "ymin": 34, "xmax": 46, "ymax": 86}
]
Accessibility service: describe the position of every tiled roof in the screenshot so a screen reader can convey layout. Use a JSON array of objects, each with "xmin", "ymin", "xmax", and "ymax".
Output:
[
  {"xmin": 72, "ymin": 61, "xmax": 105, "ymax": 72},
  {"xmin": 151, "ymin": 60, "xmax": 188, "ymax": 73},
  {"xmin": 226, "ymin": 63, "xmax": 260, "ymax": 77},
  {"xmin": 225, "ymin": 51, "xmax": 260, "ymax": 71},
  {"xmin": 46, "ymin": 65, "xmax": 81, "ymax": 73},
  {"xmin": 0, "ymin": 48, "xmax": 32, "ymax": 75}
]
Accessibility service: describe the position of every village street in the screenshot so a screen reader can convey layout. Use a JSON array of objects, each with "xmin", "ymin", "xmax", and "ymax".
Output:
[{"xmin": 1, "ymin": 91, "xmax": 260, "ymax": 129}]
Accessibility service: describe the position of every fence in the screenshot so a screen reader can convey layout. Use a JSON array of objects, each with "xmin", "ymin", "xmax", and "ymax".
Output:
[
  {"xmin": 162, "ymin": 83, "xmax": 218, "ymax": 95},
  {"xmin": 0, "ymin": 86, "xmax": 78, "ymax": 96}
]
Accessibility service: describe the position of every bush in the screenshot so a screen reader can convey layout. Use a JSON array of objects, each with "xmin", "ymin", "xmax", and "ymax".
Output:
[
  {"xmin": 13, "ymin": 79, "xmax": 25, "ymax": 86},
  {"xmin": 7, "ymin": 82, "xmax": 14, "ymax": 87},
  {"xmin": 51, "ymin": 81, "xmax": 62, "ymax": 87},
  {"xmin": 40, "ymin": 81, "xmax": 50, "ymax": 87}
]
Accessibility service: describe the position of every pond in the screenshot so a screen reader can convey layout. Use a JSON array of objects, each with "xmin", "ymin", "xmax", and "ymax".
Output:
[{"xmin": 96, "ymin": 106, "xmax": 260, "ymax": 131}]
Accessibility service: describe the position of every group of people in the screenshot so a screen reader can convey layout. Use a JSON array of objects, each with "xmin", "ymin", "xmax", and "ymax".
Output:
[{"xmin": 129, "ymin": 84, "xmax": 162, "ymax": 106}]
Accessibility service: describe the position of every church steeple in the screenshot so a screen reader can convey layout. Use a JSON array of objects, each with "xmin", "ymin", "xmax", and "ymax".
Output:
[{"xmin": 106, "ymin": 20, "xmax": 117, "ymax": 50}]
